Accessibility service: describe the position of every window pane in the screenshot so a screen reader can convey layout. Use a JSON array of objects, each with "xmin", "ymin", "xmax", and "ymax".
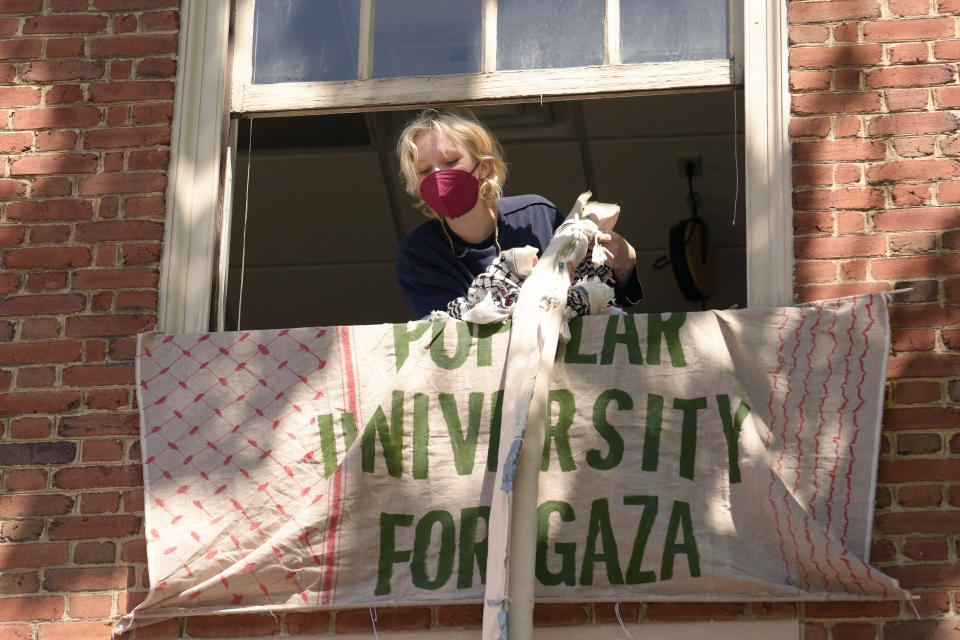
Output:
[
  {"xmin": 253, "ymin": 0, "xmax": 361, "ymax": 84},
  {"xmin": 497, "ymin": 0, "xmax": 604, "ymax": 71},
  {"xmin": 374, "ymin": 0, "xmax": 481, "ymax": 78},
  {"xmin": 621, "ymin": 0, "xmax": 729, "ymax": 63}
]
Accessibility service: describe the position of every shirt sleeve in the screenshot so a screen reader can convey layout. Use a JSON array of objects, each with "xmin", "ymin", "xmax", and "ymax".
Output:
[{"xmin": 613, "ymin": 264, "xmax": 644, "ymax": 307}]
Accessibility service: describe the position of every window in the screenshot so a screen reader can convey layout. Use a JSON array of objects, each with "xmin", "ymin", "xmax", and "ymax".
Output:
[{"xmin": 160, "ymin": 0, "xmax": 790, "ymax": 338}]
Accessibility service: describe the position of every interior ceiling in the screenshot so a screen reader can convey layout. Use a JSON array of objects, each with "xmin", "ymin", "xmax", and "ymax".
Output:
[{"xmin": 227, "ymin": 92, "xmax": 746, "ymax": 330}]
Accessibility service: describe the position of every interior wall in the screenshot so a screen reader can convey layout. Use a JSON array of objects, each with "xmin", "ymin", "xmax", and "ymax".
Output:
[{"xmin": 227, "ymin": 91, "xmax": 745, "ymax": 330}]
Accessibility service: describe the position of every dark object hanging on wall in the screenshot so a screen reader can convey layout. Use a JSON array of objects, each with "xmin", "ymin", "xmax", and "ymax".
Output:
[{"xmin": 653, "ymin": 161, "xmax": 717, "ymax": 308}]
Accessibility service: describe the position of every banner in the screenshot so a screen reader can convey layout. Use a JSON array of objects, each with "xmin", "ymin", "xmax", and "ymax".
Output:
[{"xmin": 116, "ymin": 294, "xmax": 906, "ymax": 635}]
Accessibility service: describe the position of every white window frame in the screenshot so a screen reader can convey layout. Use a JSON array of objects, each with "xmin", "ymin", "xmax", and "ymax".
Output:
[
  {"xmin": 230, "ymin": 0, "xmax": 738, "ymax": 114},
  {"xmin": 158, "ymin": 0, "xmax": 791, "ymax": 334}
]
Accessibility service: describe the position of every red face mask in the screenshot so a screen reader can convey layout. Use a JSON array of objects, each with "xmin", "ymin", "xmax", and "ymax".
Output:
[{"xmin": 419, "ymin": 163, "xmax": 481, "ymax": 219}]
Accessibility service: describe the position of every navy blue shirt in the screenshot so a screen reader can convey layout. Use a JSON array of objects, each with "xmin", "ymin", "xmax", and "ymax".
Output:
[{"xmin": 395, "ymin": 194, "xmax": 642, "ymax": 319}]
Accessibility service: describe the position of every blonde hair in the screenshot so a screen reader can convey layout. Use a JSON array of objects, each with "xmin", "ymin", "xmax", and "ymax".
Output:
[{"xmin": 396, "ymin": 109, "xmax": 507, "ymax": 221}]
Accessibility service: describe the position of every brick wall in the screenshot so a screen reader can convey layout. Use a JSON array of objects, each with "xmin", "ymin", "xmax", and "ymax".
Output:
[
  {"xmin": 790, "ymin": 0, "xmax": 960, "ymax": 638},
  {"xmin": 1, "ymin": 0, "xmax": 958, "ymax": 639},
  {"xmin": 0, "ymin": 0, "xmax": 172, "ymax": 638}
]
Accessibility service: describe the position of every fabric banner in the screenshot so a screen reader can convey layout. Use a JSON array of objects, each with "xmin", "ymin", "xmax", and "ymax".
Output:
[{"xmin": 116, "ymin": 294, "xmax": 906, "ymax": 635}]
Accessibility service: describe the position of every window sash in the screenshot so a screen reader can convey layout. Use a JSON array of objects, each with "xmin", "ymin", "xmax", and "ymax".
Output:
[{"xmin": 231, "ymin": 0, "xmax": 740, "ymax": 115}]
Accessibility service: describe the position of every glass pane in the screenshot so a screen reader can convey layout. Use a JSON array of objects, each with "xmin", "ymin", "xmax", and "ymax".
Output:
[
  {"xmin": 621, "ymin": 0, "xmax": 729, "ymax": 63},
  {"xmin": 497, "ymin": 0, "xmax": 604, "ymax": 71},
  {"xmin": 374, "ymin": 0, "xmax": 481, "ymax": 78},
  {"xmin": 253, "ymin": 0, "xmax": 361, "ymax": 84}
]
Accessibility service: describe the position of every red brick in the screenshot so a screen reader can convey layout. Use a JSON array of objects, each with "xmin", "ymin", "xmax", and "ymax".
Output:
[
  {"xmin": 791, "ymin": 70, "xmax": 831, "ymax": 91},
  {"xmin": 0, "ymin": 38, "xmax": 41, "ymax": 59},
  {"xmin": 885, "ymin": 87, "xmax": 929, "ymax": 111},
  {"xmin": 285, "ymin": 611, "xmax": 331, "ymax": 634},
  {"xmin": 110, "ymin": 59, "xmax": 133, "ymax": 80},
  {"xmin": 46, "ymin": 37, "xmax": 85, "ymax": 58},
  {"xmin": 78, "ymin": 173, "xmax": 166, "ymax": 196},
  {"xmin": 834, "ymin": 69, "xmax": 858, "ymax": 89},
  {"xmin": 833, "ymin": 21, "xmax": 860, "ymax": 42},
  {"xmin": 869, "ymin": 158, "xmax": 960, "ymax": 182},
  {"xmin": 87, "ymin": 80, "xmax": 174, "ymax": 103},
  {"xmin": 790, "ymin": 116, "xmax": 832, "ymax": 138},
  {"xmin": 62, "ymin": 364, "xmax": 135, "ymax": 386},
  {"xmin": 0, "ymin": 131, "xmax": 31, "ymax": 153},
  {"xmin": 792, "ymin": 187, "xmax": 885, "ymax": 210},
  {"xmin": 66, "ymin": 315, "xmax": 156, "ymax": 337},
  {"xmin": 0, "ymin": 341, "xmax": 82, "ymax": 365},
  {"xmin": 795, "ymin": 235, "xmax": 886, "ymax": 259},
  {"xmin": 874, "ymin": 207, "xmax": 960, "ymax": 230},
  {"xmin": 866, "ymin": 64, "xmax": 956, "ymax": 88},
  {"xmin": 889, "ymin": 0, "xmax": 933, "ymax": 14},
  {"xmin": 0, "ymin": 596, "xmax": 65, "ymax": 622},
  {"xmin": 36, "ymin": 130, "xmax": 78, "ymax": 152},
  {"xmin": 894, "ymin": 380, "xmax": 941, "ymax": 404},
  {"xmin": 25, "ymin": 272, "xmax": 69, "ymax": 293},
  {"xmin": 0, "ymin": 178, "xmax": 28, "ymax": 199},
  {"xmin": 790, "ymin": 0, "xmax": 881, "ymax": 23},
  {"xmin": 0, "ymin": 225, "xmax": 26, "ymax": 246},
  {"xmin": 795, "ymin": 282, "xmax": 890, "ymax": 301},
  {"xmin": 5, "ymin": 467, "xmax": 49, "ymax": 491},
  {"xmin": 793, "ymin": 164, "xmax": 835, "ymax": 186},
  {"xmin": 4, "ymin": 246, "xmax": 91, "ymax": 270},
  {"xmin": 334, "ymin": 608, "xmax": 432, "ymax": 633},
  {"xmin": 15, "ymin": 366, "xmax": 54, "ymax": 388},
  {"xmin": 59, "ymin": 413, "xmax": 139, "ymax": 437},
  {"xmin": 435, "ymin": 604, "xmax": 484, "ymax": 629},
  {"xmin": 835, "ymin": 114, "xmax": 863, "ymax": 136},
  {"xmin": 29, "ymin": 177, "xmax": 71, "ymax": 197},
  {"xmin": 935, "ymin": 85, "xmax": 960, "ymax": 108},
  {"xmin": 94, "ymin": 0, "xmax": 181, "ymax": 7},
  {"xmin": 128, "ymin": 619, "xmax": 180, "ymax": 638},
  {"xmin": 68, "ymin": 593, "xmax": 113, "ymax": 618},
  {"xmin": 0, "ymin": 390, "xmax": 81, "ymax": 414},
  {"xmin": 868, "ymin": 111, "xmax": 956, "ymax": 135},
  {"xmin": 0, "ymin": 87, "xmax": 42, "ymax": 107},
  {"xmin": 84, "ymin": 125, "xmax": 170, "ymax": 150},
  {"xmin": 864, "ymin": 17, "xmax": 955, "ymax": 41},
  {"xmin": 72, "ymin": 268, "xmax": 159, "ymax": 291},
  {"xmin": 891, "ymin": 184, "xmax": 932, "ymax": 207},
  {"xmin": 90, "ymin": 34, "xmax": 178, "ymax": 58},
  {"xmin": 79, "ymin": 491, "xmax": 120, "ymax": 515},
  {"xmin": 645, "ymin": 602, "xmax": 746, "ymax": 621},
  {"xmin": 10, "ymin": 152, "xmax": 98, "ymax": 176},
  {"xmin": 73, "ymin": 540, "xmax": 116, "ymax": 564},
  {"xmin": 795, "ymin": 260, "xmax": 837, "ymax": 283},
  {"xmin": 892, "ymin": 135, "xmax": 935, "ymax": 157},
  {"xmin": 934, "ymin": 39, "xmax": 960, "ymax": 60},
  {"xmin": 0, "ymin": 493, "xmax": 73, "ymax": 518},
  {"xmin": 185, "ymin": 614, "xmax": 283, "ymax": 637},
  {"xmin": 0, "ymin": 293, "xmax": 87, "ymax": 317},
  {"xmin": 0, "ymin": 543, "xmax": 68, "ymax": 569},
  {"xmin": 129, "ymin": 150, "xmax": 170, "ymax": 172},
  {"xmin": 884, "ymin": 563, "xmax": 960, "ymax": 588},
  {"xmin": 117, "ymin": 290, "xmax": 158, "ymax": 311},
  {"xmin": 23, "ymin": 14, "xmax": 106, "ymax": 34},
  {"xmin": 792, "ymin": 92, "xmax": 883, "ymax": 115},
  {"xmin": 7, "ymin": 200, "xmax": 93, "ymax": 223},
  {"xmin": 790, "ymin": 45, "xmax": 882, "ymax": 69},
  {"xmin": 44, "ymin": 566, "xmax": 134, "ymax": 592},
  {"xmin": 899, "ymin": 485, "xmax": 943, "ymax": 508},
  {"xmin": 48, "ymin": 514, "xmax": 140, "ymax": 542},
  {"xmin": 0, "ymin": 273, "xmax": 22, "ymax": 297},
  {"xmin": 13, "ymin": 105, "xmax": 101, "ymax": 129},
  {"xmin": 10, "ymin": 416, "xmax": 53, "ymax": 439},
  {"xmin": 40, "ymin": 620, "xmax": 116, "ymax": 640},
  {"xmin": 803, "ymin": 600, "xmax": 900, "ymax": 618},
  {"xmin": 793, "ymin": 139, "xmax": 885, "ymax": 161},
  {"xmin": 21, "ymin": 60, "xmax": 105, "ymax": 83},
  {"xmin": 135, "ymin": 56, "xmax": 177, "ymax": 78},
  {"xmin": 77, "ymin": 220, "xmax": 164, "ymax": 243},
  {"xmin": 85, "ymin": 388, "xmax": 129, "ymax": 411},
  {"xmin": 20, "ymin": 318, "xmax": 59, "ymax": 340},
  {"xmin": 889, "ymin": 42, "xmax": 929, "ymax": 64}
]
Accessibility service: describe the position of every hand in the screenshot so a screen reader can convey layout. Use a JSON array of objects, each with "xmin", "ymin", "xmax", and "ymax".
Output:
[{"xmin": 597, "ymin": 231, "xmax": 637, "ymax": 282}]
